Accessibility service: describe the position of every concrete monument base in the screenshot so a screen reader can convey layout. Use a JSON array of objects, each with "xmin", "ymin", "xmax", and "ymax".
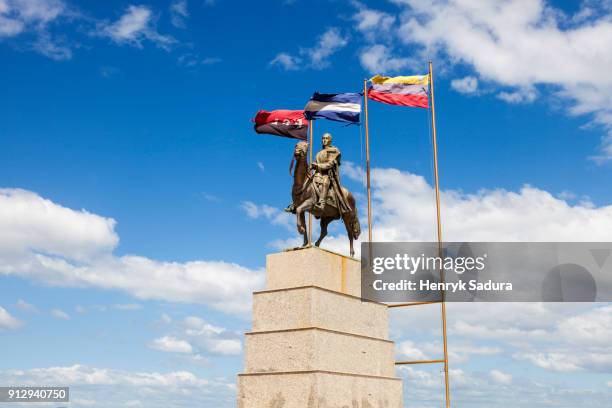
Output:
[{"xmin": 237, "ymin": 247, "xmax": 403, "ymax": 408}]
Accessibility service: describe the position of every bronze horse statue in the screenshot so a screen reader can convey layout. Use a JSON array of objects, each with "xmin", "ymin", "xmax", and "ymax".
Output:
[{"xmin": 290, "ymin": 142, "xmax": 361, "ymax": 257}]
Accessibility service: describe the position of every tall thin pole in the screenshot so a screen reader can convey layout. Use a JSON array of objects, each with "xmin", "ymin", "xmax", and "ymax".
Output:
[
  {"xmin": 429, "ymin": 60, "xmax": 450, "ymax": 408},
  {"xmin": 308, "ymin": 120, "xmax": 314, "ymax": 245},
  {"xmin": 363, "ymin": 80, "xmax": 373, "ymax": 243}
]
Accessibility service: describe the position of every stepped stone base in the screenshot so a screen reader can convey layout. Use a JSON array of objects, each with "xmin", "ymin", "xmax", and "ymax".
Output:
[
  {"xmin": 238, "ymin": 371, "xmax": 402, "ymax": 408},
  {"xmin": 266, "ymin": 248, "xmax": 361, "ymax": 297},
  {"xmin": 238, "ymin": 247, "xmax": 403, "ymax": 408},
  {"xmin": 252, "ymin": 286, "xmax": 388, "ymax": 338},
  {"xmin": 245, "ymin": 327, "xmax": 395, "ymax": 377}
]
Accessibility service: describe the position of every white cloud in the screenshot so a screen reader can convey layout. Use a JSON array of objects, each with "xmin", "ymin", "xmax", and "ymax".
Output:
[
  {"xmin": 181, "ymin": 316, "xmax": 242, "ymax": 356},
  {"xmin": 202, "ymin": 56, "xmax": 221, "ymax": 65},
  {"xmin": 269, "ymin": 52, "xmax": 301, "ymax": 70},
  {"xmin": 178, "ymin": 54, "xmax": 222, "ymax": 68},
  {"xmin": 97, "ymin": 5, "xmax": 175, "ymax": 49},
  {"xmin": 0, "ymin": 365, "xmax": 236, "ymax": 408},
  {"xmin": 271, "ymin": 27, "xmax": 347, "ymax": 71},
  {"xmin": 150, "ymin": 316, "xmax": 242, "ymax": 359},
  {"xmin": 0, "ymin": 188, "xmax": 118, "ymax": 260},
  {"xmin": 50, "ymin": 308, "xmax": 70, "ymax": 320},
  {"xmin": 206, "ymin": 339, "xmax": 241, "ymax": 355},
  {"xmin": 183, "ymin": 316, "xmax": 225, "ymax": 335},
  {"xmin": 150, "ymin": 336, "xmax": 193, "ymax": 354},
  {"xmin": 397, "ymin": 340, "xmax": 428, "ymax": 360},
  {"xmin": 241, "ymin": 201, "xmax": 293, "ymax": 232},
  {"xmin": 0, "ymin": 188, "xmax": 264, "ymax": 317},
  {"xmin": 359, "ymin": 44, "xmax": 410, "ymax": 73},
  {"xmin": 0, "ymin": 0, "xmax": 65, "ymax": 38},
  {"xmin": 169, "ymin": 0, "xmax": 188, "ymax": 28},
  {"xmin": 14, "ymin": 299, "xmax": 38, "ymax": 313},
  {"xmin": 305, "ymin": 27, "xmax": 348, "ymax": 69},
  {"xmin": 340, "ymin": 163, "xmax": 612, "ymax": 243},
  {"xmin": 0, "ymin": 306, "xmax": 22, "ymax": 330},
  {"xmin": 395, "ymin": 0, "xmax": 612, "ymax": 161},
  {"xmin": 32, "ymin": 33, "xmax": 71, "ymax": 60},
  {"xmin": 0, "ymin": 0, "xmax": 73, "ymax": 59},
  {"xmin": 114, "ymin": 303, "xmax": 142, "ymax": 311},
  {"xmin": 557, "ymin": 305, "xmax": 612, "ymax": 347},
  {"xmin": 353, "ymin": 6, "xmax": 395, "ymax": 36},
  {"xmin": 490, "ymin": 369, "xmax": 512, "ymax": 385},
  {"xmin": 451, "ymin": 76, "xmax": 479, "ymax": 94},
  {"xmin": 498, "ymin": 87, "xmax": 538, "ymax": 104}
]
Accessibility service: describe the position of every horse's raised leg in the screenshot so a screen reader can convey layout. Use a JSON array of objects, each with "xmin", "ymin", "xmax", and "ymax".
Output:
[
  {"xmin": 315, "ymin": 217, "xmax": 332, "ymax": 247},
  {"xmin": 342, "ymin": 212, "xmax": 356, "ymax": 257},
  {"xmin": 299, "ymin": 211, "xmax": 308, "ymax": 246}
]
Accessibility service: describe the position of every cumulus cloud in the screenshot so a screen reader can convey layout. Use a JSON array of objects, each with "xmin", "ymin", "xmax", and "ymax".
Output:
[
  {"xmin": 498, "ymin": 87, "xmax": 538, "ymax": 104},
  {"xmin": 0, "ymin": 306, "xmax": 22, "ymax": 331},
  {"xmin": 0, "ymin": 364, "xmax": 236, "ymax": 408},
  {"xmin": 359, "ymin": 44, "xmax": 410, "ymax": 73},
  {"xmin": 14, "ymin": 299, "xmax": 38, "ymax": 313},
  {"xmin": 269, "ymin": 52, "xmax": 301, "ymax": 70},
  {"xmin": 149, "ymin": 336, "xmax": 193, "ymax": 354},
  {"xmin": 353, "ymin": 6, "xmax": 395, "ymax": 36},
  {"xmin": 0, "ymin": 188, "xmax": 118, "ymax": 260},
  {"xmin": 398, "ymin": 363, "xmax": 609, "ymax": 407},
  {"xmin": 151, "ymin": 316, "xmax": 242, "ymax": 359},
  {"xmin": 50, "ymin": 308, "xmax": 70, "ymax": 320},
  {"xmin": 169, "ymin": 0, "xmax": 188, "ymax": 28},
  {"xmin": 0, "ymin": 0, "xmax": 72, "ymax": 59},
  {"xmin": 340, "ymin": 163, "xmax": 612, "ymax": 243},
  {"xmin": 96, "ymin": 5, "xmax": 175, "ymax": 49},
  {"xmin": 0, "ymin": 188, "xmax": 264, "ymax": 317},
  {"xmin": 114, "ymin": 303, "xmax": 142, "ymax": 311},
  {"xmin": 490, "ymin": 369, "xmax": 512, "ymax": 385},
  {"xmin": 394, "ymin": 0, "xmax": 612, "ymax": 161},
  {"xmin": 270, "ymin": 27, "xmax": 348, "ymax": 71},
  {"xmin": 0, "ymin": 0, "xmax": 65, "ymax": 38},
  {"xmin": 451, "ymin": 76, "xmax": 479, "ymax": 94},
  {"xmin": 241, "ymin": 201, "xmax": 293, "ymax": 232},
  {"xmin": 181, "ymin": 316, "xmax": 242, "ymax": 356}
]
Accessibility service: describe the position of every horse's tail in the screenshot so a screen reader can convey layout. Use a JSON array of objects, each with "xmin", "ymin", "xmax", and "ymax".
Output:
[{"xmin": 346, "ymin": 191, "xmax": 361, "ymax": 239}]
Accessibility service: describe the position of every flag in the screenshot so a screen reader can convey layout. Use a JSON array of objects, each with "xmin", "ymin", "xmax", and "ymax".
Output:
[
  {"xmin": 368, "ymin": 75, "xmax": 429, "ymax": 108},
  {"xmin": 253, "ymin": 110, "xmax": 308, "ymax": 140},
  {"xmin": 304, "ymin": 92, "xmax": 361, "ymax": 124}
]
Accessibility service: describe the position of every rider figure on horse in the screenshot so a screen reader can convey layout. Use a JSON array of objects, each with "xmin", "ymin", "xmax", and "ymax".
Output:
[{"xmin": 284, "ymin": 133, "xmax": 350, "ymax": 215}]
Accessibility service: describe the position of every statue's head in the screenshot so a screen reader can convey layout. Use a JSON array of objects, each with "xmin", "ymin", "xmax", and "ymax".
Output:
[
  {"xmin": 294, "ymin": 141, "xmax": 308, "ymax": 157},
  {"xmin": 322, "ymin": 133, "xmax": 332, "ymax": 147}
]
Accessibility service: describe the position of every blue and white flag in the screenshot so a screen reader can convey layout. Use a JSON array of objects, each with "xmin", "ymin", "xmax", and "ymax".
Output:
[{"xmin": 304, "ymin": 92, "xmax": 362, "ymax": 124}]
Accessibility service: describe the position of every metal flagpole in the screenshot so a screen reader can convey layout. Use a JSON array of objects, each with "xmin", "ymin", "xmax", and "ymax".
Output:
[
  {"xmin": 363, "ymin": 80, "xmax": 373, "ymax": 243},
  {"xmin": 308, "ymin": 120, "xmax": 314, "ymax": 244},
  {"xmin": 429, "ymin": 60, "xmax": 451, "ymax": 408}
]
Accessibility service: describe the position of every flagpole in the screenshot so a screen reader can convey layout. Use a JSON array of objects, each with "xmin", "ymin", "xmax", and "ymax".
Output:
[
  {"xmin": 363, "ymin": 80, "xmax": 373, "ymax": 243},
  {"xmin": 429, "ymin": 60, "xmax": 450, "ymax": 408},
  {"xmin": 308, "ymin": 120, "xmax": 314, "ymax": 245}
]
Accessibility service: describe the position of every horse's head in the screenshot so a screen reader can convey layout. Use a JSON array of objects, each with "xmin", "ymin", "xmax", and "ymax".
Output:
[{"xmin": 294, "ymin": 141, "xmax": 308, "ymax": 159}]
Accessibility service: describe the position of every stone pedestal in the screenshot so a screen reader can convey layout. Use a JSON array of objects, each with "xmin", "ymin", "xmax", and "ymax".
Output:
[{"xmin": 237, "ymin": 247, "xmax": 403, "ymax": 408}]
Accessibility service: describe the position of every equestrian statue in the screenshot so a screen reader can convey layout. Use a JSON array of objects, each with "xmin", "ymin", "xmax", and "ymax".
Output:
[{"xmin": 284, "ymin": 133, "xmax": 361, "ymax": 257}]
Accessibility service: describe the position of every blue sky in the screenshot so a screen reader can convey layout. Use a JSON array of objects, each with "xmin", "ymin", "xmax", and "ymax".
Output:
[{"xmin": 1, "ymin": 0, "xmax": 612, "ymax": 407}]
